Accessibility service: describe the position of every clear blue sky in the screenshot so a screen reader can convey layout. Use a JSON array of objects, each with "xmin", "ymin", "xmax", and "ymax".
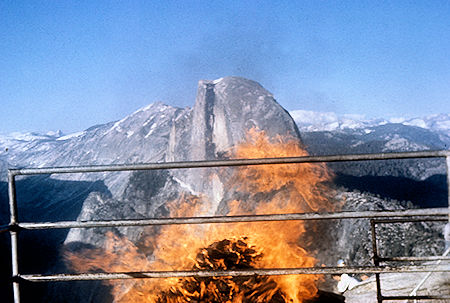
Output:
[{"xmin": 1, "ymin": 1, "xmax": 450, "ymax": 134}]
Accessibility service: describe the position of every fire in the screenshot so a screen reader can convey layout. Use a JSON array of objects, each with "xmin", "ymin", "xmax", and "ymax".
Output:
[{"xmin": 66, "ymin": 129, "xmax": 335, "ymax": 302}]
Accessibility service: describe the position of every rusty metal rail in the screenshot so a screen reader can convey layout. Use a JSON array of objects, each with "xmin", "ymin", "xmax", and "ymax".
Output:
[
  {"xmin": 13, "ymin": 208, "xmax": 449, "ymax": 230},
  {"xmin": 3, "ymin": 150, "xmax": 450, "ymax": 303},
  {"xmin": 379, "ymin": 256, "xmax": 450, "ymax": 262},
  {"xmin": 8, "ymin": 150, "xmax": 450, "ymax": 176},
  {"xmin": 17, "ymin": 264, "xmax": 450, "ymax": 282}
]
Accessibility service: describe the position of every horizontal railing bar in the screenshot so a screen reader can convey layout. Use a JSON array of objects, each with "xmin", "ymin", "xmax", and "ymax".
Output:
[
  {"xmin": 17, "ymin": 208, "xmax": 448, "ymax": 230},
  {"xmin": 9, "ymin": 150, "xmax": 450, "ymax": 176},
  {"xmin": 18, "ymin": 264, "xmax": 450, "ymax": 282},
  {"xmin": 379, "ymin": 256, "xmax": 450, "ymax": 262},
  {"xmin": 373, "ymin": 217, "xmax": 448, "ymax": 224},
  {"xmin": 381, "ymin": 295, "xmax": 450, "ymax": 301}
]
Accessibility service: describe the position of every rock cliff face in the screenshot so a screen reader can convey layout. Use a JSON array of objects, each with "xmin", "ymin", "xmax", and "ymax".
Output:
[
  {"xmin": 62, "ymin": 76, "xmax": 302, "ymax": 246},
  {"xmin": 191, "ymin": 78, "xmax": 300, "ymax": 161}
]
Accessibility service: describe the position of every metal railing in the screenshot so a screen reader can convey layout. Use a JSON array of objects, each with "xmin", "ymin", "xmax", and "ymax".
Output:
[{"xmin": 2, "ymin": 150, "xmax": 450, "ymax": 303}]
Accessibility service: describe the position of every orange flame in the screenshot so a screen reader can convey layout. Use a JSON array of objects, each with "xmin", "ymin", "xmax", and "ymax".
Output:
[{"xmin": 66, "ymin": 128, "xmax": 335, "ymax": 302}]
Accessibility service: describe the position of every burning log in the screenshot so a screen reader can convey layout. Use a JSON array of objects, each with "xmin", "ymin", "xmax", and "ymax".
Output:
[
  {"xmin": 156, "ymin": 238, "xmax": 286, "ymax": 302},
  {"xmin": 155, "ymin": 238, "xmax": 344, "ymax": 303}
]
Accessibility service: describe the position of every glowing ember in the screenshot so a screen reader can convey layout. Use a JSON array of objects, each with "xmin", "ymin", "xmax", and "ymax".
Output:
[
  {"xmin": 65, "ymin": 129, "xmax": 335, "ymax": 302},
  {"xmin": 157, "ymin": 238, "xmax": 288, "ymax": 302}
]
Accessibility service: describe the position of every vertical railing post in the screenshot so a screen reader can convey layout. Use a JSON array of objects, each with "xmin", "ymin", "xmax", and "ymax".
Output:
[
  {"xmin": 8, "ymin": 170, "xmax": 21, "ymax": 303},
  {"xmin": 370, "ymin": 219, "xmax": 383, "ymax": 303},
  {"xmin": 445, "ymin": 156, "xmax": 450, "ymax": 252}
]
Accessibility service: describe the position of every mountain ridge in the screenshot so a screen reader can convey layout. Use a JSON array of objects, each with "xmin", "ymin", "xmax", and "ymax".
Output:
[
  {"xmin": 291, "ymin": 109, "xmax": 450, "ymax": 134},
  {"xmin": 1, "ymin": 106, "xmax": 448, "ymax": 173},
  {"xmin": 2, "ymin": 109, "xmax": 448, "ymax": 143}
]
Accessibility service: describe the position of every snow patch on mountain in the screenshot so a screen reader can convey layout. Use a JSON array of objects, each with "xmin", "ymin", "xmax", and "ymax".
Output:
[
  {"xmin": 290, "ymin": 109, "xmax": 450, "ymax": 134},
  {"xmin": 212, "ymin": 77, "xmax": 224, "ymax": 84},
  {"xmin": 0, "ymin": 131, "xmax": 62, "ymax": 143},
  {"xmin": 0, "ymin": 131, "xmax": 63, "ymax": 156},
  {"xmin": 290, "ymin": 109, "xmax": 384, "ymax": 132},
  {"xmin": 388, "ymin": 114, "xmax": 450, "ymax": 132},
  {"xmin": 57, "ymin": 131, "xmax": 86, "ymax": 141}
]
